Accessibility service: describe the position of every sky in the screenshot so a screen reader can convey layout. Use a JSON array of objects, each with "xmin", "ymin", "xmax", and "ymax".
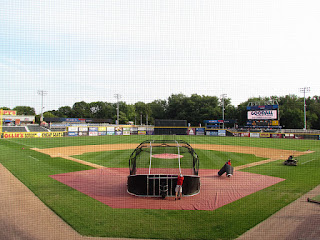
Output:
[{"xmin": 1, "ymin": 0, "xmax": 320, "ymax": 114}]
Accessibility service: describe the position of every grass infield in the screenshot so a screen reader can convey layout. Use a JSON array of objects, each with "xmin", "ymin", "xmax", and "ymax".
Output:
[{"xmin": 0, "ymin": 135, "xmax": 319, "ymax": 239}]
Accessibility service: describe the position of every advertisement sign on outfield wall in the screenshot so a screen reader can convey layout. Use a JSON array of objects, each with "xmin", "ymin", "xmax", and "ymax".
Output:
[
  {"xmin": 89, "ymin": 127, "xmax": 98, "ymax": 132},
  {"xmin": 78, "ymin": 131, "xmax": 88, "ymax": 136},
  {"xmin": 250, "ymin": 132, "xmax": 260, "ymax": 138},
  {"xmin": 123, "ymin": 127, "xmax": 130, "ymax": 135},
  {"xmin": 284, "ymin": 134, "xmax": 295, "ymax": 139},
  {"xmin": 68, "ymin": 127, "xmax": 78, "ymax": 132},
  {"xmin": 89, "ymin": 131, "xmax": 98, "ymax": 136},
  {"xmin": 138, "ymin": 127, "xmax": 146, "ymax": 135},
  {"xmin": 115, "ymin": 127, "xmax": 122, "ymax": 135},
  {"xmin": 188, "ymin": 128, "xmax": 196, "ymax": 135},
  {"xmin": 248, "ymin": 110, "xmax": 277, "ymax": 120},
  {"xmin": 271, "ymin": 134, "xmax": 282, "ymax": 138},
  {"xmin": 260, "ymin": 133, "xmax": 270, "ymax": 138},
  {"xmin": 130, "ymin": 127, "xmax": 138, "ymax": 135},
  {"xmin": 68, "ymin": 132, "xmax": 78, "ymax": 136},
  {"xmin": 241, "ymin": 132, "xmax": 250, "ymax": 137},
  {"xmin": 196, "ymin": 128, "xmax": 205, "ymax": 135},
  {"xmin": 107, "ymin": 127, "xmax": 115, "ymax": 135},
  {"xmin": 218, "ymin": 130, "xmax": 226, "ymax": 137},
  {"xmin": 79, "ymin": 127, "xmax": 88, "ymax": 132},
  {"xmin": 206, "ymin": 131, "xmax": 218, "ymax": 136},
  {"xmin": 146, "ymin": 128, "xmax": 154, "ymax": 135},
  {"xmin": 1, "ymin": 132, "xmax": 65, "ymax": 138}
]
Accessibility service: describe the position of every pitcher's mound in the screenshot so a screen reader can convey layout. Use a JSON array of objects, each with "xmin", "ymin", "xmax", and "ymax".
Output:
[{"xmin": 50, "ymin": 168, "xmax": 284, "ymax": 211}]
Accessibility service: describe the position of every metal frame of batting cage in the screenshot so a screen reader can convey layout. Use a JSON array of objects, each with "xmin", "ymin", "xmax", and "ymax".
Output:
[{"xmin": 128, "ymin": 140, "xmax": 199, "ymax": 176}]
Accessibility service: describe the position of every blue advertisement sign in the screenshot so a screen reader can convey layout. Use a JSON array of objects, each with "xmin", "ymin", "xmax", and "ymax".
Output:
[
  {"xmin": 218, "ymin": 130, "xmax": 226, "ymax": 136},
  {"xmin": 68, "ymin": 132, "xmax": 78, "ymax": 136},
  {"xmin": 206, "ymin": 131, "xmax": 218, "ymax": 136},
  {"xmin": 196, "ymin": 128, "xmax": 205, "ymax": 135}
]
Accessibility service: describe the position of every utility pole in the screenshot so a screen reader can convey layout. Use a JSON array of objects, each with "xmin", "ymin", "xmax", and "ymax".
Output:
[
  {"xmin": 299, "ymin": 87, "xmax": 310, "ymax": 131},
  {"xmin": 114, "ymin": 94, "xmax": 121, "ymax": 125},
  {"xmin": 38, "ymin": 90, "xmax": 48, "ymax": 122},
  {"xmin": 221, "ymin": 94, "xmax": 227, "ymax": 129}
]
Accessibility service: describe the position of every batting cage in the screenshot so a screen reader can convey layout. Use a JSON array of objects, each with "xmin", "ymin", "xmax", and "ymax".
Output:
[{"xmin": 127, "ymin": 140, "xmax": 200, "ymax": 198}]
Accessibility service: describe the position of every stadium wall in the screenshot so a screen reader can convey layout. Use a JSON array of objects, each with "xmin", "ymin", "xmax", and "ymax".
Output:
[{"xmin": 1, "ymin": 126, "xmax": 319, "ymax": 140}]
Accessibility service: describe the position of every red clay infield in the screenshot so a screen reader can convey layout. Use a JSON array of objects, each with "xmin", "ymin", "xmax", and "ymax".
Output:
[{"xmin": 50, "ymin": 168, "xmax": 284, "ymax": 211}]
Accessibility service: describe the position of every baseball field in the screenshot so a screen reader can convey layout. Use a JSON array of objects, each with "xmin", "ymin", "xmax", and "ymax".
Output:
[{"xmin": 0, "ymin": 135, "xmax": 319, "ymax": 239}]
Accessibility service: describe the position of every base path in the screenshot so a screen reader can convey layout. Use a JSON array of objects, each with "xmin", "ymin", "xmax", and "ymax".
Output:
[
  {"xmin": 0, "ymin": 163, "xmax": 147, "ymax": 240},
  {"xmin": 237, "ymin": 184, "xmax": 320, "ymax": 240},
  {"xmin": 32, "ymin": 143, "xmax": 313, "ymax": 170}
]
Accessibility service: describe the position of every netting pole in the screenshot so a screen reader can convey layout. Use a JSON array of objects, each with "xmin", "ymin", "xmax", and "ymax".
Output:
[
  {"xmin": 148, "ymin": 141, "xmax": 152, "ymax": 175},
  {"xmin": 176, "ymin": 140, "xmax": 181, "ymax": 174}
]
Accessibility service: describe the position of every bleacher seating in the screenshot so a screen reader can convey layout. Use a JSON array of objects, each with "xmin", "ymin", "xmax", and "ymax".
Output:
[
  {"xmin": 49, "ymin": 127, "xmax": 66, "ymax": 131},
  {"xmin": 2, "ymin": 126, "xmax": 27, "ymax": 132},
  {"xmin": 27, "ymin": 125, "xmax": 49, "ymax": 132}
]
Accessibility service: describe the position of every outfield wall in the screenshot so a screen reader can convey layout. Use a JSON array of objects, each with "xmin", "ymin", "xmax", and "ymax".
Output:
[{"xmin": 1, "ymin": 127, "xmax": 319, "ymax": 140}]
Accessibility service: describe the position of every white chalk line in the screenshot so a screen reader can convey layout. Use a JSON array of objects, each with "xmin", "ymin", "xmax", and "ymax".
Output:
[
  {"xmin": 301, "ymin": 159, "xmax": 316, "ymax": 165},
  {"xmin": 29, "ymin": 156, "xmax": 39, "ymax": 161}
]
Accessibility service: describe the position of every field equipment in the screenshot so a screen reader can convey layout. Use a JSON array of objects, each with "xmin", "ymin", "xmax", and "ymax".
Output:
[
  {"xmin": 283, "ymin": 155, "xmax": 298, "ymax": 166},
  {"xmin": 127, "ymin": 140, "xmax": 200, "ymax": 198},
  {"xmin": 218, "ymin": 160, "xmax": 234, "ymax": 177}
]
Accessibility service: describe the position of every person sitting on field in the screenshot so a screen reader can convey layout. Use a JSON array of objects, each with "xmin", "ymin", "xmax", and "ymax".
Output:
[{"xmin": 175, "ymin": 174, "xmax": 184, "ymax": 200}]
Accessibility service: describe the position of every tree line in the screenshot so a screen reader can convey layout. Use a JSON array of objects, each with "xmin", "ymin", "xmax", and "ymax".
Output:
[{"xmin": 2, "ymin": 94, "xmax": 320, "ymax": 129}]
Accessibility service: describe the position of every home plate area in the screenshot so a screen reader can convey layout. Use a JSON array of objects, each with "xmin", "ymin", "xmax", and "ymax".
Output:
[{"xmin": 50, "ymin": 168, "xmax": 284, "ymax": 211}]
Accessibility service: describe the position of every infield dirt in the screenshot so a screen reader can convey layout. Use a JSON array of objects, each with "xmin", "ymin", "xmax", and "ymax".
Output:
[{"xmin": 32, "ymin": 143, "xmax": 312, "ymax": 170}]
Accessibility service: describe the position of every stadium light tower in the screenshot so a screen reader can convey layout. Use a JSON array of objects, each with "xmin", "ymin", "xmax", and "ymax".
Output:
[
  {"xmin": 114, "ymin": 94, "xmax": 121, "ymax": 125},
  {"xmin": 221, "ymin": 94, "xmax": 227, "ymax": 129},
  {"xmin": 299, "ymin": 87, "xmax": 310, "ymax": 131},
  {"xmin": 37, "ymin": 90, "xmax": 48, "ymax": 122}
]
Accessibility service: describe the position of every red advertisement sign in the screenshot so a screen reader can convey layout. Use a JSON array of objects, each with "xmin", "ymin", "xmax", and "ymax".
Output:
[{"xmin": 2, "ymin": 110, "xmax": 17, "ymax": 116}]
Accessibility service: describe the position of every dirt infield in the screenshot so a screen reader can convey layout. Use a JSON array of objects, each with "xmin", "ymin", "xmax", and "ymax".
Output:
[
  {"xmin": 32, "ymin": 143, "xmax": 312, "ymax": 170},
  {"xmin": 50, "ymin": 168, "xmax": 284, "ymax": 211}
]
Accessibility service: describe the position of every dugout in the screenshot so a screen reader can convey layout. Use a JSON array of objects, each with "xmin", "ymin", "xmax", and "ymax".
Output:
[{"xmin": 154, "ymin": 119, "xmax": 187, "ymax": 135}]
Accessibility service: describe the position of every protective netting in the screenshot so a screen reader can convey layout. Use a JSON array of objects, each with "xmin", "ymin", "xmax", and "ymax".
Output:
[{"xmin": 129, "ymin": 140, "xmax": 199, "ymax": 175}]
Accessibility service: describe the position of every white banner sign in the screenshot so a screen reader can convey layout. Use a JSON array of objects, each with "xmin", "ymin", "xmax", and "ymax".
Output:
[{"xmin": 248, "ymin": 110, "xmax": 277, "ymax": 120}]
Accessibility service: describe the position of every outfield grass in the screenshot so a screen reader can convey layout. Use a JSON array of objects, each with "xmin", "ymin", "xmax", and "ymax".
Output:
[{"xmin": 0, "ymin": 135, "xmax": 319, "ymax": 239}]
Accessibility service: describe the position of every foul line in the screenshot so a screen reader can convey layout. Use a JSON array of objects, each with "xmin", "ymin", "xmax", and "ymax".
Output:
[
  {"xmin": 63, "ymin": 156, "xmax": 105, "ymax": 169},
  {"xmin": 301, "ymin": 159, "xmax": 316, "ymax": 165}
]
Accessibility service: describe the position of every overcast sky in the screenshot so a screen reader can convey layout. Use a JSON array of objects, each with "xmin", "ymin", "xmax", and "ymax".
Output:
[{"xmin": 1, "ymin": 0, "xmax": 319, "ymax": 114}]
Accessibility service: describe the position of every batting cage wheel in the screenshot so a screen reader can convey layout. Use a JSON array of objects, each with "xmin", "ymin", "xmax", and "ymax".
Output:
[{"xmin": 127, "ymin": 140, "xmax": 200, "ymax": 197}]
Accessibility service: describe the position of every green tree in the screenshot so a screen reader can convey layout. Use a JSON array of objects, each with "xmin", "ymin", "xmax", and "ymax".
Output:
[
  {"xmin": 43, "ymin": 111, "xmax": 57, "ymax": 118},
  {"xmin": 134, "ymin": 102, "xmax": 149, "ymax": 125},
  {"xmin": 167, "ymin": 94, "xmax": 188, "ymax": 120},
  {"xmin": 57, "ymin": 106, "xmax": 73, "ymax": 118},
  {"xmin": 72, "ymin": 101, "xmax": 90, "ymax": 118},
  {"xmin": 306, "ymin": 96, "xmax": 320, "ymax": 129},
  {"xmin": 13, "ymin": 106, "xmax": 36, "ymax": 115},
  {"xmin": 149, "ymin": 100, "xmax": 167, "ymax": 124},
  {"xmin": 279, "ymin": 95, "xmax": 304, "ymax": 129}
]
